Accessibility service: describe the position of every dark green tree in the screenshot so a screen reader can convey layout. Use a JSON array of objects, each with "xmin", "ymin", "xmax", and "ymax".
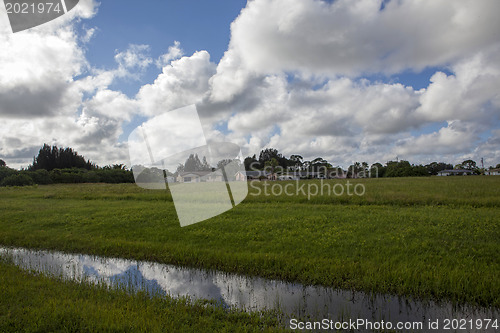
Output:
[
  {"xmin": 258, "ymin": 148, "xmax": 290, "ymax": 169},
  {"xmin": 1, "ymin": 174, "xmax": 34, "ymax": 187},
  {"xmin": 425, "ymin": 162, "xmax": 453, "ymax": 175},
  {"xmin": 461, "ymin": 159, "xmax": 477, "ymax": 170},
  {"xmin": 244, "ymin": 155, "xmax": 259, "ymax": 170},
  {"xmin": 289, "ymin": 155, "xmax": 303, "ymax": 170},
  {"xmin": 370, "ymin": 163, "xmax": 385, "ymax": 178},
  {"xmin": 183, "ymin": 154, "xmax": 203, "ymax": 172},
  {"xmin": 30, "ymin": 144, "xmax": 95, "ymax": 171}
]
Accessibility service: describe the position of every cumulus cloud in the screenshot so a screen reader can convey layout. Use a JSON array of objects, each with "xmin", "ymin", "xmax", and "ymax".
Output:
[
  {"xmin": 1, "ymin": 0, "xmax": 500, "ymax": 169},
  {"xmin": 0, "ymin": 26, "xmax": 88, "ymax": 118},
  {"xmin": 156, "ymin": 41, "xmax": 183, "ymax": 68},
  {"xmin": 218, "ymin": 0, "xmax": 500, "ymax": 77},
  {"xmin": 394, "ymin": 121, "xmax": 480, "ymax": 156},
  {"xmin": 204, "ymin": 0, "xmax": 500, "ymax": 167},
  {"xmin": 137, "ymin": 51, "xmax": 216, "ymax": 116},
  {"xmin": 0, "ymin": 0, "xmax": 140, "ymax": 168},
  {"xmin": 114, "ymin": 44, "xmax": 152, "ymax": 77},
  {"xmin": 417, "ymin": 49, "xmax": 500, "ymax": 123}
]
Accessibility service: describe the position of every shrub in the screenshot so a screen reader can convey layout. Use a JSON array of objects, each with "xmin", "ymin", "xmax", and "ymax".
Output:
[
  {"xmin": 0, "ymin": 167, "xmax": 17, "ymax": 183},
  {"xmin": 25, "ymin": 169, "xmax": 53, "ymax": 185},
  {"xmin": 0, "ymin": 174, "xmax": 34, "ymax": 187}
]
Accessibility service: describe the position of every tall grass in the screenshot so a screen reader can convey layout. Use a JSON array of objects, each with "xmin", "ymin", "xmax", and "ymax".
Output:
[{"xmin": 0, "ymin": 177, "xmax": 499, "ymax": 307}]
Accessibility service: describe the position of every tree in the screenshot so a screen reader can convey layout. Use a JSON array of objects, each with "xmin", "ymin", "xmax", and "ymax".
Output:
[
  {"xmin": 134, "ymin": 167, "xmax": 164, "ymax": 184},
  {"xmin": 359, "ymin": 162, "xmax": 369, "ymax": 178},
  {"xmin": 103, "ymin": 164, "xmax": 126, "ymax": 170},
  {"xmin": 175, "ymin": 163, "xmax": 185, "ymax": 175},
  {"xmin": 244, "ymin": 155, "xmax": 259, "ymax": 171},
  {"xmin": 385, "ymin": 160, "xmax": 413, "ymax": 177},
  {"xmin": 310, "ymin": 157, "xmax": 331, "ymax": 172},
  {"xmin": 264, "ymin": 158, "xmax": 279, "ymax": 174},
  {"xmin": 30, "ymin": 144, "xmax": 95, "ymax": 171},
  {"xmin": 258, "ymin": 148, "xmax": 289, "ymax": 169},
  {"xmin": 461, "ymin": 159, "xmax": 477, "ymax": 170},
  {"xmin": 0, "ymin": 166, "xmax": 17, "ymax": 183},
  {"xmin": 201, "ymin": 156, "xmax": 211, "ymax": 171},
  {"xmin": 385, "ymin": 160, "xmax": 429, "ymax": 177},
  {"xmin": 347, "ymin": 162, "xmax": 362, "ymax": 178},
  {"xmin": 495, "ymin": 163, "xmax": 500, "ymax": 169},
  {"xmin": 370, "ymin": 163, "xmax": 385, "ymax": 178},
  {"xmin": 0, "ymin": 174, "xmax": 34, "ymax": 187},
  {"xmin": 183, "ymin": 154, "xmax": 203, "ymax": 172},
  {"xmin": 26, "ymin": 169, "xmax": 53, "ymax": 185},
  {"xmin": 259, "ymin": 148, "xmax": 280, "ymax": 164},
  {"xmin": 0, "ymin": 159, "xmax": 5, "ymax": 167},
  {"xmin": 425, "ymin": 162, "xmax": 453, "ymax": 175},
  {"xmin": 289, "ymin": 155, "xmax": 303, "ymax": 171}
]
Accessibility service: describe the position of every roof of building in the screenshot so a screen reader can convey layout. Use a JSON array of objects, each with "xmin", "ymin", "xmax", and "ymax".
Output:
[
  {"xmin": 241, "ymin": 170, "xmax": 269, "ymax": 177},
  {"xmin": 179, "ymin": 170, "xmax": 222, "ymax": 177}
]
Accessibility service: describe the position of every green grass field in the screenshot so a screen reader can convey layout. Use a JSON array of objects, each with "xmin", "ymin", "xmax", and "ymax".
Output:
[{"xmin": 0, "ymin": 177, "xmax": 499, "ymax": 314}]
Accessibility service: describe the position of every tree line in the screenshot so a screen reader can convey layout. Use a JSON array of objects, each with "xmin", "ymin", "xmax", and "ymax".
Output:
[
  {"xmin": 244, "ymin": 148, "xmax": 498, "ymax": 178},
  {"xmin": 0, "ymin": 144, "xmax": 134, "ymax": 187},
  {"xmin": 1, "ymin": 145, "xmax": 499, "ymax": 187}
]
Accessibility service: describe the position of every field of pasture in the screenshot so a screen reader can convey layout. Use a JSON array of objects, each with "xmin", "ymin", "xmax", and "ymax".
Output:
[{"xmin": 0, "ymin": 176, "xmax": 499, "ymax": 317}]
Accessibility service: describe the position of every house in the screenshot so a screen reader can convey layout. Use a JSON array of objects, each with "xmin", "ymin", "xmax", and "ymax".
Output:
[
  {"xmin": 326, "ymin": 168, "xmax": 347, "ymax": 179},
  {"xmin": 235, "ymin": 170, "xmax": 270, "ymax": 181},
  {"xmin": 176, "ymin": 171, "xmax": 223, "ymax": 183},
  {"xmin": 275, "ymin": 170, "xmax": 330, "ymax": 179},
  {"xmin": 277, "ymin": 174, "xmax": 299, "ymax": 181},
  {"xmin": 486, "ymin": 168, "xmax": 500, "ymax": 176},
  {"xmin": 293, "ymin": 171, "xmax": 325, "ymax": 179},
  {"xmin": 437, "ymin": 169, "xmax": 475, "ymax": 176}
]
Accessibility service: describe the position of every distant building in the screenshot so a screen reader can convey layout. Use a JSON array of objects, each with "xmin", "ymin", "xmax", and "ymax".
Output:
[
  {"xmin": 235, "ymin": 169, "xmax": 348, "ymax": 180},
  {"xmin": 287, "ymin": 171, "xmax": 325, "ymax": 179},
  {"xmin": 277, "ymin": 174, "xmax": 299, "ymax": 181},
  {"xmin": 176, "ymin": 171, "xmax": 223, "ymax": 183},
  {"xmin": 437, "ymin": 169, "xmax": 475, "ymax": 176},
  {"xmin": 486, "ymin": 168, "xmax": 500, "ymax": 176},
  {"xmin": 326, "ymin": 168, "xmax": 347, "ymax": 179},
  {"xmin": 235, "ymin": 170, "xmax": 270, "ymax": 181}
]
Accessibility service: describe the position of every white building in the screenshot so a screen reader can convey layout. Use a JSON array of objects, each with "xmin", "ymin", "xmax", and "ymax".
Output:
[
  {"xmin": 437, "ymin": 169, "xmax": 475, "ymax": 176},
  {"xmin": 486, "ymin": 168, "xmax": 500, "ymax": 175}
]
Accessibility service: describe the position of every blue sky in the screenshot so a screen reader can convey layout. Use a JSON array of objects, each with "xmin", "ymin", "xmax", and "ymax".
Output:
[
  {"xmin": 82, "ymin": 0, "xmax": 246, "ymax": 96},
  {"xmin": 1, "ymin": 0, "xmax": 500, "ymax": 169}
]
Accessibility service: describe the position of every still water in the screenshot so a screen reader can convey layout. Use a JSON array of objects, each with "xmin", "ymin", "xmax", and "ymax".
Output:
[{"xmin": 1, "ymin": 246, "xmax": 497, "ymax": 332}]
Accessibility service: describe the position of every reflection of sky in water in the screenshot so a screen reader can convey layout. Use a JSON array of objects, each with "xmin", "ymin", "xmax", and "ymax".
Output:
[{"xmin": 1, "ymin": 247, "xmax": 498, "ymax": 331}]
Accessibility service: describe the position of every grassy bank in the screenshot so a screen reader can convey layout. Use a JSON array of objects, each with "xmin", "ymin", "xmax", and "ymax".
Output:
[
  {"xmin": 0, "ymin": 259, "xmax": 285, "ymax": 332},
  {"xmin": 0, "ymin": 177, "xmax": 499, "ymax": 307}
]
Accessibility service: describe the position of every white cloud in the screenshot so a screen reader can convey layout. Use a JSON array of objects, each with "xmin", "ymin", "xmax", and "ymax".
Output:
[
  {"xmin": 156, "ymin": 41, "xmax": 183, "ymax": 68},
  {"xmin": 1, "ymin": 0, "xmax": 500, "ymax": 169},
  {"xmin": 203, "ymin": 0, "xmax": 500, "ymax": 167},
  {"xmin": 220, "ymin": 0, "xmax": 500, "ymax": 77},
  {"xmin": 82, "ymin": 89, "xmax": 137, "ymax": 122},
  {"xmin": 394, "ymin": 121, "xmax": 480, "ymax": 156},
  {"xmin": 0, "ymin": 0, "xmax": 136, "ymax": 168},
  {"xmin": 0, "ymin": 26, "xmax": 88, "ymax": 118},
  {"xmin": 137, "ymin": 50, "xmax": 216, "ymax": 116},
  {"xmin": 114, "ymin": 44, "xmax": 152, "ymax": 76},
  {"xmin": 417, "ymin": 49, "xmax": 500, "ymax": 123}
]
